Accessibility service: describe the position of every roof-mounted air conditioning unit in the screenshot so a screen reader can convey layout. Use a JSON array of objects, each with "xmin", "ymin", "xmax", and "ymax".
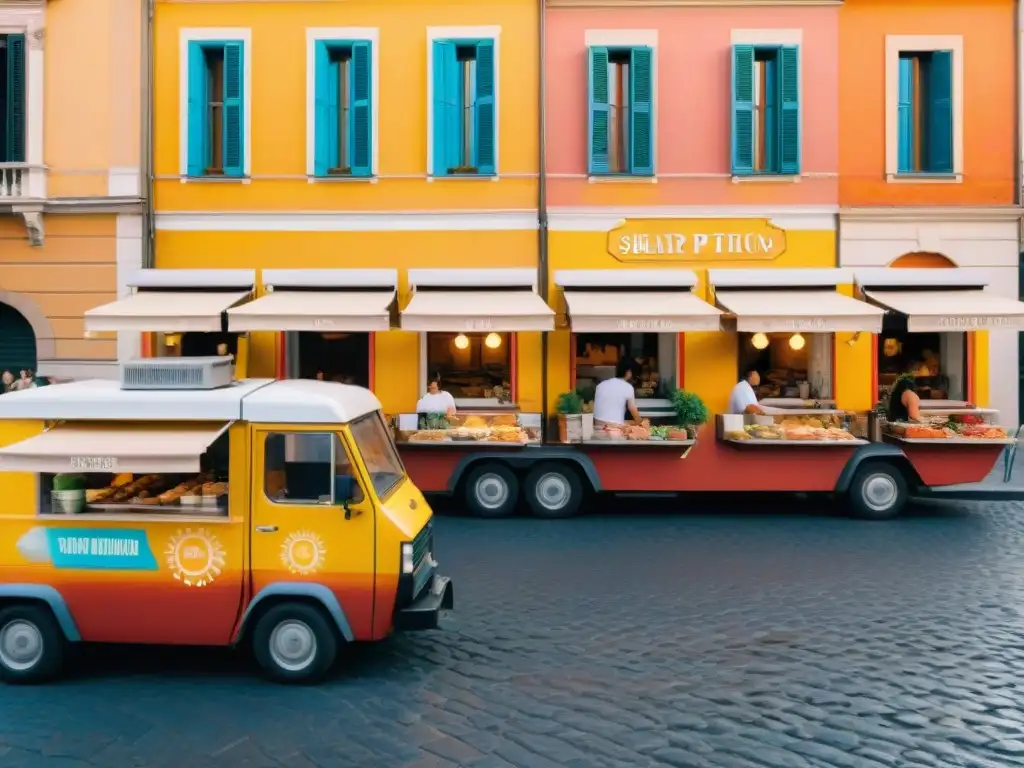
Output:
[{"xmin": 119, "ymin": 356, "xmax": 233, "ymax": 391}]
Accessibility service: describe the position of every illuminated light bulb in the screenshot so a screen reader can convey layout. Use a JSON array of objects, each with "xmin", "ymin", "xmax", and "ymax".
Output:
[
  {"xmin": 789, "ymin": 333, "xmax": 806, "ymax": 351},
  {"xmin": 484, "ymin": 332, "xmax": 502, "ymax": 349},
  {"xmin": 454, "ymin": 334, "xmax": 470, "ymax": 350},
  {"xmin": 751, "ymin": 332, "xmax": 769, "ymax": 350}
]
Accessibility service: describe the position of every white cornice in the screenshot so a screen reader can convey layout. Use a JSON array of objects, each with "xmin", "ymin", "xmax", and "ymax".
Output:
[
  {"xmin": 839, "ymin": 206, "xmax": 1024, "ymax": 222},
  {"xmin": 547, "ymin": 0, "xmax": 840, "ymax": 7}
]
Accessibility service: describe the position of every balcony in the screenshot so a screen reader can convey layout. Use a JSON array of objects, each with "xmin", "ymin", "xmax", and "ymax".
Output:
[{"xmin": 0, "ymin": 163, "xmax": 45, "ymax": 201}]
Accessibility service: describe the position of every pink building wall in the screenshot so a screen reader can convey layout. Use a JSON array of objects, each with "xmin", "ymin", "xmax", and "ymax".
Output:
[{"xmin": 545, "ymin": 7, "xmax": 839, "ymax": 207}]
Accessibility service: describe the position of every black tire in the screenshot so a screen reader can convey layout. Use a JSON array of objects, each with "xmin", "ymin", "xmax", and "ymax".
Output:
[
  {"xmin": 524, "ymin": 463, "xmax": 585, "ymax": 519},
  {"xmin": 251, "ymin": 602, "xmax": 338, "ymax": 684},
  {"xmin": 0, "ymin": 604, "xmax": 66, "ymax": 684},
  {"xmin": 847, "ymin": 462, "xmax": 909, "ymax": 520},
  {"xmin": 463, "ymin": 462, "xmax": 519, "ymax": 518}
]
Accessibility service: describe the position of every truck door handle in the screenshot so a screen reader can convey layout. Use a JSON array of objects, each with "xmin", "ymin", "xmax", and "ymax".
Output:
[{"xmin": 255, "ymin": 525, "xmax": 278, "ymax": 533}]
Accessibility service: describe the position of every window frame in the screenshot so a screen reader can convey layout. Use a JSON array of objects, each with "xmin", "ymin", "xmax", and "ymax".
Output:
[
  {"xmin": 587, "ymin": 45, "xmax": 654, "ymax": 177},
  {"xmin": 730, "ymin": 42, "xmax": 800, "ymax": 179},
  {"xmin": 885, "ymin": 34, "xmax": 963, "ymax": 183},
  {"xmin": 180, "ymin": 28, "xmax": 251, "ymax": 181},
  {"xmin": 426, "ymin": 25, "xmax": 500, "ymax": 179},
  {"xmin": 306, "ymin": 27, "xmax": 379, "ymax": 180},
  {"xmin": 263, "ymin": 431, "xmax": 364, "ymax": 507},
  {"xmin": 347, "ymin": 412, "xmax": 406, "ymax": 502}
]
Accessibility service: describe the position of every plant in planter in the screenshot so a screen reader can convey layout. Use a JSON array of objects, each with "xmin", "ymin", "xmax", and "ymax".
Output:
[
  {"xmin": 556, "ymin": 391, "xmax": 584, "ymax": 443},
  {"xmin": 670, "ymin": 389, "xmax": 710, "ymax": 440},
  {"xmin": 52, "ymin": 473, "xmax": 86, "ymax": 514}
]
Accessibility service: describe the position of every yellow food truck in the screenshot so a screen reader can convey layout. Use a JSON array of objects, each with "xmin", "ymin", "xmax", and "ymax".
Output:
[{"xmin": 0, "ymin": 357, "xmax": 452, "ymax": 684}]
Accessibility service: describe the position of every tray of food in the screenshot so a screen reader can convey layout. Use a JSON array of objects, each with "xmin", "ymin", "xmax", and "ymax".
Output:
[
  {"xmin": 723, "ymin": 423, "xmax": 866, "ymax": 445},
  {"xmin": 885, "ymin": 421, "xmax": 1016, "ymax": 443}
]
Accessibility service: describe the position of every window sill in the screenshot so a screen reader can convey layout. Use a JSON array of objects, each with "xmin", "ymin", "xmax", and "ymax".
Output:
[
  {"xmin": 308, "ymin": 175, "xmax": 377, "ymax": 184},
  {"xmin": 886, "ymin": 172, "xmax": 963, "ymax": 184},
  {"xmin": 588, "ymin": 175, "xmax": 656, "ymax": 184},
  {"xmin": 731, "ymin": 174, "xmax": 800, "ymax": 184},
  {"xmin": 181, "ymin": 176, "xmax": 251, "ymax": 184},
  {"xmin": 427, "ymin": 174, "xmax": 499, "ymax": 182}
]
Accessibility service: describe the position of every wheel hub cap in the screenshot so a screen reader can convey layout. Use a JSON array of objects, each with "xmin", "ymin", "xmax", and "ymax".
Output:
[
  {"xmin": 476, "ymin": 474, "xmax": 509, "ymax": 509},
  {"xmin": 0, "ymin": 620, "xmax": 43, "ymax": 671},
  {"xmin": 863, "ymin": 473, "xmax": 898, "ymax": 511},
  {"xmin": 536, "ymin": 473, "xmax": 570, "ymax": 510},
  {"xmin": 269, "ymin": 620, "xmax": 317, "ymax": 672}
]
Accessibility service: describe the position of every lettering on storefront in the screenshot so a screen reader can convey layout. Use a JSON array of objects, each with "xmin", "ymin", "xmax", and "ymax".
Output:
[
  {"xmin": 462, "ymin": 319, "xmax": 493, "ymax": 330},
  {"xmin": 607, "ymin": 218, "xmax": 787, "ymax": 262},
  {"xmin": 312, "ymin": 319, "xmax": 336, "ymax": 328},
  {"xmin": 760, "ymin": 317, "xmax": 828, "ymax": 331},
  {"xmin": 935, "ymin": 316, "xmax": 1023, "ymax": 329},
  {"xmin": 616, "ymin": 319, "xmax": 675, "ymax": 330},
  {"xmin": 70, "ymin": 456, "xmax": 116, "ymax": 471}
]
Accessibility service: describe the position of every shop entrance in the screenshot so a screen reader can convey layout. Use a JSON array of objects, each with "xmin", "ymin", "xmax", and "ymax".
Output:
[
  {"xmin": 289, "ymin": 332, "xmax": 370, "ymax": 387},
  {"xmin": 0, "ymin": 302, "xmax": 37, "ymax": 383},
  {"xmin": 875, "ymin": 313, "xmax": 967, "ymax": 405},
  {"xmin": 737, "ymin": 332, "xmax": 833, "ymax": 400},
  {"xmin": 157, "ymin": 332, "xmax": 241, "ymax": 359},
  {"xmin": 573, "ymin": 332, "xmax": 676, "ymax": 404}
]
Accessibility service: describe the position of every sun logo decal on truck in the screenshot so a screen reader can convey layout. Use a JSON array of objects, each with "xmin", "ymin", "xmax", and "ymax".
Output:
[
  {"xmin": 280, "ymin": 530, "xmax": 326, "ymax": 575},
  {"xmin": 165, "ymin": 528, "xmax": 226, "ymax": 587}
]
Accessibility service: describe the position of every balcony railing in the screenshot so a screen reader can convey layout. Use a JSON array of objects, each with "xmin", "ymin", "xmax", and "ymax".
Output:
[{"xmin": 0, "ymin": 163, "xmax": 44, "ymax": 200}]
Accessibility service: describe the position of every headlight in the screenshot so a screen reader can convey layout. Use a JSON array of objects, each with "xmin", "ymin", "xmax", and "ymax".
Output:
[{"xmin": 401, "ymin": 542, "xmax": 414, "ymax": 574}]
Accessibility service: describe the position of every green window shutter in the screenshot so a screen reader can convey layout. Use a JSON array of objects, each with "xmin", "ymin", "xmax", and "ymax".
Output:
[
  {"xmin": 926, "ymin": 50, "xmax": 953, "ymax": 173},
  {"xmin": 186, "ymin": 41, "xmax": 207, "ymax": 176},
  {"xmin": 432, "ymin": 41, "xmax": 457, "ymax": 176},
  {"xmin": 588, "ymin": 46, "xmax": 609, "ymax": 174},
  {"xmin": 222, "ymin": 41, "xmax": 244, "ymax": 177},
  {"xmin": 629, "ymin": 46, "xmax": 653, "ymax": 176},
  {"xmin": 730, "ymin": 44, "xmax": 754, "ymax": 175},
  {"xmin": 473, "ymin": 40, "xmax": 495, "ymax": 175},
  {"xmin": 313, "ymin": 41, "xmax": 333, "ymax": 177},
  {"xmin": 5, "ymin": 34, "xmax": 25, "ymax": 163},
  {"xmin": 897, "ymin": 56, "xmax": 913, "ymax": 173},
  {"xmin": 350, "ymin": 41, "xmax": 373, "ymax": 177},
  {"xmin": 777, "ymin": 45, "xmax": 800, "ymax": 175}
]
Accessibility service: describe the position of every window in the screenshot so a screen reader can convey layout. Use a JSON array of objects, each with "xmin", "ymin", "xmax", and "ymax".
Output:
[
  {"xmin": 431, "ymin": 39, "xmax": 495, "ymax": 176},
  {"xmin": 426, "ymin": 332, "xmax": 511, "ymax": 402},
  {"xmin": 291, "ymin": 331, "xmax": 370, "ymax": 387},
  {"xmin": 263, "ymin": 432, "xmax": 364, "ymax": 506},
  {"xmin": 349, "ymin": 413, "xmax": 405, "ymax": 499},
  {"xmin": 731, "ymin": 45, "xmax": 799, "ymax": 176},
  {"xmin": 876, "ymin": 324, "xmax": 966, "ymax": 405},
  {"xmin": 588, "ymin": 46, "xmax": 652, "ymax": 176},
  {"xmin": 0, "ymin": 34, "xmax": 25, "ymax": 163},
  {"xmin": 897, "ymin": 51, "xmax": 953, "ymax": 175},
  {"xmin": 314, "ymin": 40, "xmax": 372, "ymax": 177},
  {"xmin": 739, "ymin": 332, "xmax": 834, "ymax": 400},
  {"xmin": 187, "ymin": 40, "xmax": 244, "ymax": 177},
  {"xmin": 573, "ymin": 333, "xmax": 675, "ymax": 406}
]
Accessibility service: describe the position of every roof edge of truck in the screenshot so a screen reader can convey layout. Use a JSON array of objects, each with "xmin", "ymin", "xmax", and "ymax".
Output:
[{"xmin": 0, "ymin": 379, "xmax": 384, "ymax": 425}]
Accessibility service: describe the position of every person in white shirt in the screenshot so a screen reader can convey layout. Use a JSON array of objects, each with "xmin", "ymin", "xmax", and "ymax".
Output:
[
  {"xmin": 729, "ymin": 368, "xmax": 766, "ymax": 415},
  {"xmin": 415, "ymin": 374, "xmax": 457, "ymax": 418},
  {"xmin": 593, "ymin": 358, "xmax": 647, "ymax": 427}
]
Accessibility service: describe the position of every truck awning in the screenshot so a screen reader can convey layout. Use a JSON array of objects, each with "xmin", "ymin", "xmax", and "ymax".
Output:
[
  {"xmin": 227, "ymin": 291, "xmax": 395, "ymax": 332},
  {"xmin": 863, "ymin": 290, "xmax": 1024, "ymax": 332},
  {"xmin": 714, "ymin": 290, "xmax": 885, "ymax": 333},
  {"xmin": 84, "ymin": 291, "xmax": 250, "ymax": 334},
  {"xmin": 400, "ymin": 291, "xmax": 555, "ymax": 332},
  {"xmin": 0, "ymin": 423, "xmax": 230, "ymax": 473}
]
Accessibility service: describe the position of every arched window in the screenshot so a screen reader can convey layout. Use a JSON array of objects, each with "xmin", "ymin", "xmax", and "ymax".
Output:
[{"xmin": 0, "ymin": 302, "xmax": 37, "ymax": 378}]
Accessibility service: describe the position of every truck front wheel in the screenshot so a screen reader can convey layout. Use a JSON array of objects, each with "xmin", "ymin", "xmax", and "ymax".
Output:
[
  {"xmin": 252, "ymin": 603, "xmax": 338, "ymax": 684},
  {"xmin": 847, "ymin": 462, "xmax": 909, "ymax": 520},
  {"xmin": 0, "ymin": 604, "xmax": 65, "ymax": 684},
  {"xmin": 524, "ymin": 463, "xmax": 585, "ymax": 519},
  {"xmin": 463, "ymin": 462, "xmax": 519, "ymax": 518}
]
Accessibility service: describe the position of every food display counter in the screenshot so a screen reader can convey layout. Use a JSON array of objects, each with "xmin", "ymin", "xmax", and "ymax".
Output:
[
  {"xmin": 719, "ymin": 412, "xmax": 867, "ymax": 446},
  {"xmin": 395, "ymin": 412, "xmax": 541, "ymax": 446},
  {"xmin": 51, "ymin": 472, "xmax": 230, "ymax": 516}
]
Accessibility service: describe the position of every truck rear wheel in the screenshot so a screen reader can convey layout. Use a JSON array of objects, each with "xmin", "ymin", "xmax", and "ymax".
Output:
[
  {"xmin": 847, "ymin": 462, "xmax": 909, "ymax": 520},
  {"xmin": 463, "ymin": 462, "xmax": 519, "ymax": 518},
  {"xmin": 524, "ymin": 463, "xmax": 584, "ymax": 519},
  {"xmin": 0, "ymin": 604, "xmax": 65, "ymax": 684},
  {"xmin": 252, "ymin": 603, "xmax": 337, "ymax": 684}
]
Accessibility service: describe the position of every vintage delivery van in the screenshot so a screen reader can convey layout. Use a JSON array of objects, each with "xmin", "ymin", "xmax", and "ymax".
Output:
[{"xmin": 0, "ymin": 357, "xmax": 452, "ymax": 684}]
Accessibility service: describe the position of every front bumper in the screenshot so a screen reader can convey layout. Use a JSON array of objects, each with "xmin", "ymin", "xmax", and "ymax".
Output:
[{"xmin": 394, "ymin": 574, "xmax": 454, "ymax": 631}]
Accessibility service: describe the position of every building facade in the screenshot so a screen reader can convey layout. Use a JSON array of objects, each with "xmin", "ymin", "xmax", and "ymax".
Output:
[
  {"xmin": 838, "ymin": 0, "xmax": 1020, "ymax": 424},
  {"xmin": 0, "ymin": 0, "xmax": 144, "ymax": 382}
]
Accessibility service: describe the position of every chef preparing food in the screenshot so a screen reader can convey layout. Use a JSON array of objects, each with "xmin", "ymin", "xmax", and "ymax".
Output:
[
  {"xmin": 416, "ymin": 373, "xmax": 457, "ymax": 418},
  {"xmin": 593, "ymin": 358, "xmax": 648, "ymax": 429},
  {"xmin": 729, "ymin": 368, "xmax": 767, "ymax": 415}
]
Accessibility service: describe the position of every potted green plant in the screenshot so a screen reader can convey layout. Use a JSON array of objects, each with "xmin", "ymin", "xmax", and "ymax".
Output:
[
  {"xmin": 556, "ymin": 391, "xmax": 584, "ymax": 443},
  {"xmin": 575, "ymin": 383, "xmax": 595, "ymax": 440},
  {"xmin": 670, "ymin": 389, "xmax": 710, "ymax": 440},
  {"xmin": 51, "ymin": 473, "xmax": 86, "ymax": 514}
]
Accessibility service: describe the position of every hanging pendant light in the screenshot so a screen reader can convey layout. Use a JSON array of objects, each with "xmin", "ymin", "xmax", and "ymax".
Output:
[
  {"xmin": 789, "ymin": 333, "xmax": 806, "ymax": 351},
  {"xmin": 454, "ymin": 334, "xmax": 470, "ymax": 350},
  {"xmin": 751, "ymin": 332, "xmax": 769, "ymax": 350},
  {"xmin": 484, "ymin": 332, "xmax": 502, "ymax": 349}
]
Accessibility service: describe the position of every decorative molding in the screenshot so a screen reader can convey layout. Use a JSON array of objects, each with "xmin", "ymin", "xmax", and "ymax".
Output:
[
  {"xmin": 839, "ymin": 206, "xmax": 1024, "ymax": 222},
  {"xmin": 155, "ymin": 210, "xmax": 539, "ymax": 232},
  {"xmin": 13, "ymin": 206, "xmax": 43, "ymax": 245},
  {"xmin": 548, "ymin": 0, "xmax": 841, "ymax": 6},
  {"xmin": 548, "ymin": 205, "xmax": 837, "ymax": 232}
]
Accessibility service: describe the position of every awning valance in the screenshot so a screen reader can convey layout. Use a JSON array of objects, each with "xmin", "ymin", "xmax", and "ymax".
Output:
[
  {"xmin": 864, "ymin": 290, "xmax": 1024, "ymax": 332},
  {"xmin": 400, "ymin": 291, "xmax": 555, "ymax": 332},
  {"xmin": 563, "ymin": 291, "xmax": 722, "ymax": 332},
  {"xmin": 84, "ymin": 291, "xmax": 250, "ymax": 334},
  {"xmin": 714, "ymin": 290, "xmax": 885, "ymax": 333},
  {"xmin": 227, "ymin": 291, "xmax": 394, "ymax": 332},
  {"xmin": 0, "ymin": 423, "xmax": 230, "ymax": 474}
]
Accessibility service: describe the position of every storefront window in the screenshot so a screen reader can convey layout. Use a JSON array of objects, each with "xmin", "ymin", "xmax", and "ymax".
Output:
[
  {"xmin": 158, "ymin": 332, "xmax": 240, "ymax": 358},
  {"xmin": 573, "ymin": 333, "xmax": 675, "ymax": 403},
  {"xmin": 425, "ymin": 332, "xmax": 511, "ymax": 402},
  {"xmin": 738, "ymin": 332, "xmax": 834, "ymax": 400},
  {"xmin": 876, "ymin": 318, "xmax": 966, "ymax": 404},
  {"xmin": 291, "ymin": 332, "xmax": 370, "ymax": 387}
]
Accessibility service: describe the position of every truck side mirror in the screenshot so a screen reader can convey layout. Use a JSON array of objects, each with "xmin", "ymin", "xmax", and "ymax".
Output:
[{"xmin": 334, "ymin": 475, "xmax": 356, "ymax": 519}]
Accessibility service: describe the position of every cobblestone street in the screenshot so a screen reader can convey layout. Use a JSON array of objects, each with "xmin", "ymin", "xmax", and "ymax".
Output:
[{"xmin": 3, "ymin": 498, "xmax": 1024, "ymax": 767}]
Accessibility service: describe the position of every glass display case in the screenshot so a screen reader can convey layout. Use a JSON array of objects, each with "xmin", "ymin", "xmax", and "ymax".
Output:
[
  {"xmin": 881, "ymin": 407, "xmax": 1015, "ymax": 444},
  {"xmin": 394, "ymin": 412, "xmax": 542, "ymax": 446}
]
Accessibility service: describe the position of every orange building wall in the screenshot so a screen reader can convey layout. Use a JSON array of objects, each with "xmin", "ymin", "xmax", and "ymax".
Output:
[{"xmin": 838, "ymin": 0, "xmax": 1015, "ymax": 206}]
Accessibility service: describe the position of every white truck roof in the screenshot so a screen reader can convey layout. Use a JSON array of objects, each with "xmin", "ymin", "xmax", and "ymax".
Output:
[{"xmin": 0, "ymin": 379, "xmax": 384, "ymax": 425}]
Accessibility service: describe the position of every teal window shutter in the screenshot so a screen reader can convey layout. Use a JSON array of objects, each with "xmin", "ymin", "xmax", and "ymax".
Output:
[
  {"xmin": 778, "ymin": 45, "xmax": 800, "ymax": 175},
  {"xmin": 926, "ymin": 50, "xmax": 953, "ymax": 173},
  {"xmin": 432, "ymin": 41, "xmax": 457, "ymax": 176},
  {"xmin": 474, "ymin": 40, "xmax": 495, "ymax": 175},
  {"xmin": 326, "ymin": 52, "xmax": 340, "ymax": 169},
  {"xmin": 222, "ymin": 41, "xmax": 244, "ymax": 177},
  {"xmin": 731, "ymin": 45, "xmax": 754, "ymax": 175},
  {"xmin": 350, "ymin": 41, "xmax": 373, "ymax": 177},
  {"xmin": 186, "ymin": 41, "xmax": 207, "ymax": 176},
  {"xmin": 897, "ymin": 56, "xmax": 913, "ymax": 173},
  {"xmin": 313, "ymin": 41, "xmax": 333, "ymax": 177},
  {"xmin": 588, "ymin": 46, "xmax": 610, "ymax": 174},
  {"xmin": 4, "ymin": 34, "xmax": 25, "ymax": 163},
  {"xmin": 629, "ymin": 46, "xmax": 653, "ymax": 176}
]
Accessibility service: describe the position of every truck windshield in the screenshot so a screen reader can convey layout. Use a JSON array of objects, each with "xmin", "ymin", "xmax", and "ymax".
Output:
[{"xmin": 349, "ymin": 412, "xmax": 406, "ymax": 500}]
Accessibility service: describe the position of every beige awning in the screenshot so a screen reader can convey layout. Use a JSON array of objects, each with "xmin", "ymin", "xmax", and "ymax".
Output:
[
  {"xmin": 227, "ymin": 291, "xmax": 394, "ymax": 332},
  {"xmin": 715, "ymin": 290, "xmax": 885, "ymax": 333},
  {"xmin": 864, "ymin": 290, "xmax": 1024, "ymax": 332},
  {"xmin": 401, "ymin": 290, "xmax": 555, "ymax": 332},
  {"xmin": 84, "ymin": 291, "xmax": 250, "ymax": 334},
  {"xmin": 0, "ymin": 423, "xmax": 230, "ymax": 474},
  {"xmin": 563, "ymin": 291, "xmax": 722, "ymax": 332}
]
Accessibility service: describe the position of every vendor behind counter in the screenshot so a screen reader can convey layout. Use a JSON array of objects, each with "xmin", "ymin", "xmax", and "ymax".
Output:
[{"xmin": 593, "ymin": 358, "xmax": 647, "ymax": 427}]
